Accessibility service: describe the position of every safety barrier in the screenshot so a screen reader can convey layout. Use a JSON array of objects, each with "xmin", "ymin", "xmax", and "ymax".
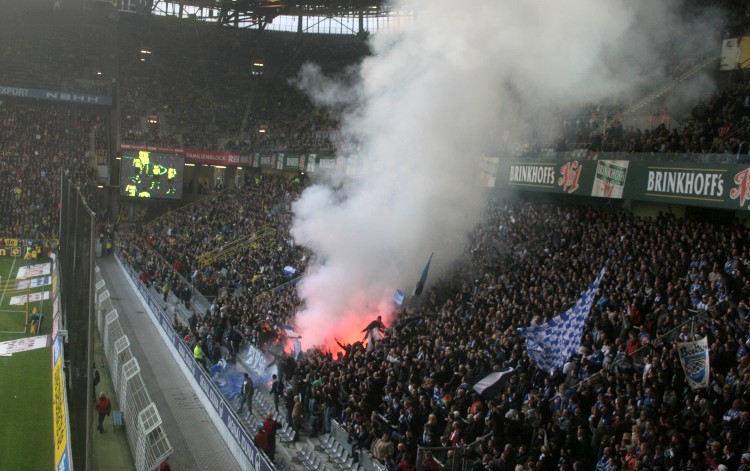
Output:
[
  {"xmin": 94, "ymin": 268, "xmax": 173, "ymax": 471},
  {"xmin": 115, "ymin": 250, "xmax": 276, "ymax": 471}
]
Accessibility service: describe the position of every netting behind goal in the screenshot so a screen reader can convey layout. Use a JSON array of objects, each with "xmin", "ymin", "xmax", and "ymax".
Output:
[{"xmin": 59, "ymin": 176, "xmax": 95, "ymax": 471}]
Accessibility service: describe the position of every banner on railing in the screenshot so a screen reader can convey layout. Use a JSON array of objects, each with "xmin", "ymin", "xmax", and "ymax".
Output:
[{"xmin": 121, "ymin": 257, "xmax": 273, "ymax": 471}]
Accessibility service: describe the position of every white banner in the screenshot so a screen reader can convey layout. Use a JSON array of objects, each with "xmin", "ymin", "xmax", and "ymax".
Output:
[
  {"xmin": 677, "ymin": 336, "xmax": 709, "ymax": 390},
  {"xmin": 14, "ymin": 275, "xmax": 52, "ymax": 290},
  {"xmin": 16, "ymin": 263, "xmax": 52, "ymax": 279},
  {"xmin": 10, "ymin": 291, "xmax": 50, "ymax": 305},
  {"xmin": 0, "ymin": 335, "xmax": 50, "ymax": 356}
]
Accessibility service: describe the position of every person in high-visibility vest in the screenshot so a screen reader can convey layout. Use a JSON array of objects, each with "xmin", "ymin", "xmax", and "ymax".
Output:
[
  {"xmin": 194, "ymin": 340, "xmax": 207, "ymax": 370},
  {"xmin": 24, "ymin": 243, "xmax": 33, "ymax": 269}
]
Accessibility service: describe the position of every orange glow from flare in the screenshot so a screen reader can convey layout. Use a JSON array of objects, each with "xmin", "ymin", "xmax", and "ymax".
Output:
[{"xmin": 311, "ymin": 308, "xmax": 392, "ymax": 356}]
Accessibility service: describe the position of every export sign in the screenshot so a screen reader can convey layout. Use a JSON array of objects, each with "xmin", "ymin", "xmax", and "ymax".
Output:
[{"xmin": 0, "ymin": 85, "xmax": 111, "ymax": 105}]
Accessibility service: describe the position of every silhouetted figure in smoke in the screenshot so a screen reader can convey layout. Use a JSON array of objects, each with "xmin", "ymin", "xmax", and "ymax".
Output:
[
  {"xmin": 335, "ymin": 338, "xmax": 365, "ymax": 358},
  {"xmin": 361, "ymin": 315, "xmax": 386, "ymax": 352}
]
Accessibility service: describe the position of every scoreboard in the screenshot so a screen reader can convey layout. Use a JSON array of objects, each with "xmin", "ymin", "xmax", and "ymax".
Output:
[{"xmin": 119, "ymin": 151, "xmax": 184, "ymax": 199}]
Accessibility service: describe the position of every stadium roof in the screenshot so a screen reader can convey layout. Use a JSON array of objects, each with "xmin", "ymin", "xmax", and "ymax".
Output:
[
  {"xmin": 182, "ymin": 0, "xmax": 390, "ymax": 16},
  {"xmin": 148, "ymin": 0, "xmax": 403, "ymax": 33}
]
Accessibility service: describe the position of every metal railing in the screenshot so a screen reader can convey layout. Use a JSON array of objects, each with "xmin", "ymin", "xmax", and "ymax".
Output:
[
  {"xmin": 197, "ymin": 226, "xmax": 276, "ymax": 267},
  {"xmin": 94, "ymin": 268, "xmax": 173, "ymax": 471}
]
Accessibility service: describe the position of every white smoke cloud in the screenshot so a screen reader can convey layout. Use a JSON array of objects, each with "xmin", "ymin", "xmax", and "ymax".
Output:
[{"xmin": 290, "ymin": 0, "xmax": 723, "ymax": 347}]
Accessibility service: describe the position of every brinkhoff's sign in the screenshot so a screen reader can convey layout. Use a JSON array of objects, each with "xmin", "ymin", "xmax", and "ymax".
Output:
[
  {"xmin": 498, "ymin": 159, "xmax": 750, "ymax": 211},
  {"xmin": 645, "ymin": 168, "xmax": 725, "ymax": 200},
  {"xmin": 508, "ymin": 164, "xmax": 556, "ymax": 187},
  {"xmin": 0, "ymin": 85, "xmax": 112, "ymax": 105}
]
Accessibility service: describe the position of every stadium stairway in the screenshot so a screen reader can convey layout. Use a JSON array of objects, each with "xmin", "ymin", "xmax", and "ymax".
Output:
[
  {"xmin": 97, "ymin": 251, "xmax": 387, "ymax": 471},
  {"xmin": 96, "ymin": 256, "xmax": 243, "ymax": 471}
]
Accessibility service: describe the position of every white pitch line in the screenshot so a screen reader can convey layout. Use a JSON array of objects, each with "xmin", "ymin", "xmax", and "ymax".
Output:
[{"xmin": 0, "ymin": 256, "xmax": 18, "ymax": 311}]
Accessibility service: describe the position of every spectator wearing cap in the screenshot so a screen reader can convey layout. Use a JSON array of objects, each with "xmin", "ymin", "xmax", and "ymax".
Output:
[{"xmin": 739, "ymin": 452, "xmax": 750, "ymax": 471}]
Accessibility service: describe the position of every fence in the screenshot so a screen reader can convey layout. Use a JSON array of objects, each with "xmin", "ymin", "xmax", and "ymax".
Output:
[
  {"xmin": 94, "ymin": 268, "xmax": 173, "ymax": 471},
  {"xmin": 58, "ymin": 176, "xmax": 96, "ymax": 470},
  {"xmin": 115, "ymin": 250, "xmax": 276, "ymax": 471}
]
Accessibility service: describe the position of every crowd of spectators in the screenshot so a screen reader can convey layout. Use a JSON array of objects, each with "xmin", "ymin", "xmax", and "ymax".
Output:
[
  {"xmin": 122, "ymin": 171, "xmax": 750, "ymax": 471},
  {"xmin": 119, "ymin": 174, "xmax": 309, "ymax": 360},
  {"xmin": 277, "ymin": 201, "xmax": 750, "ymax": 471},
  {"xmin": 0, "ymin": 98, "xmax": 106, "ymax": 238},
  {"xmin": 0, "ymin": 2, "xmax": 112, "ymax": 95},
  {"xmin": 552, "ymin": 77, "xmax": 750, "ymax": 157},
  {"xmin": 117, "ymin": 14, "xmax": 365, "ymax": 153},
  {"xmin": 6, "ymin": 3, "xmax": 750, "ymax": 470}
]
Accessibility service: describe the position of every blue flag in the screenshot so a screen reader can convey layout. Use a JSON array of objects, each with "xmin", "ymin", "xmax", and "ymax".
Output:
[
  {"xmin": 518, "ymin": 267, "xmax": 606, "ymax": 373},
  {"xmin": 394, "ymin": 289, "xmax": 405, "ymax": 307},
  {"xmin": 414, "ymin": 253, "xmax": 433, "ymax": 296}
]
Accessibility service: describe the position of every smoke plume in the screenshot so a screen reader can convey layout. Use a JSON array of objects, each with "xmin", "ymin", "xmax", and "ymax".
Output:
[{"xmin": 290, "ymin": 0, "xmax": 723, "ymax": 349}]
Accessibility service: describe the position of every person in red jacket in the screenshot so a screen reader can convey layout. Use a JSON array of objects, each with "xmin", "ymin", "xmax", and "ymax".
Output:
[
  {"xmin": 96, "ymin": 392, "xmax": 111, "ymax": 433},
  {"xmin": 625, "ymin": 330, "xmax": 641, "ymax": 356},
  {"xmin": 254, "ymin": 425, "xmax": 269, "ymax": 454},
  {"xmin": 263, "ymin": 413, "xmax": 281, "ymax": 461}
]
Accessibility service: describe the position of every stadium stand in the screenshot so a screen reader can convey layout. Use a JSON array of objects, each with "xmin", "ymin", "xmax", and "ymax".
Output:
[
  {"xmin": 0, "ymin": 98, "xmax": 106, "ymax": 237},
  {"xmin": 5, "ymin": 0, "xmax": 750, "ymax": 470},
  {"xmin": 121, "ymin": 189, "xmax": 750, "ymax": 471},
  {"xmin": 117, "ymin": 14, "xmax": 366, "ymax": 152}
]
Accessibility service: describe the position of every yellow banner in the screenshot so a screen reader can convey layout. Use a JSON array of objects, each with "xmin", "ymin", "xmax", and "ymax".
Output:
[
  {"xmin": 0, "ymin": 238, "xmax": 20, "ymax": 247},
  {"xmin": 52, "ymin": 351, "xmax": 67, "ymax": 464}
]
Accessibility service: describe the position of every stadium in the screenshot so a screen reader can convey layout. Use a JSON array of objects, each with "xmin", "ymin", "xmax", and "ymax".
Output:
[{"xmin": 1, "ymin": 0, "xmax": 750, "ymax": 470}]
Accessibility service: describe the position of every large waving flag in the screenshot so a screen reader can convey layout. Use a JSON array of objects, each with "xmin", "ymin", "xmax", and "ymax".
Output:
[{"xmin": 518, "ymin": 267, "xmax": 606, "ymax": 373}]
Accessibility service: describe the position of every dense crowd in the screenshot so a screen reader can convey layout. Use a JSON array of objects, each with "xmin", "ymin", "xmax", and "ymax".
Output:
[
  {"xmin": 119, "ymin": 174, "xmax": 309, "ymax": 361},
  {"xmin": 117, "ymin": 14, "xmax": 365, "ymax": 153},
  {"xmin": 4, "ymin": 2, "xmax": 750, "ymax": 470},
  {"xmin": 123, "ymin": 171, "xmax": 750, "ymax": 471},
  {"xmin": 0, "ymin": 3, "xmax": 111, "ymax": 95},
  {"xmin": 0, "ymin": 98, "xmax": 106, "ymax": 238},
  {"xmin": 552, "ymin": 77, "xmax": 750, "ymax": 157},
  {"xmin": 280, "ymin": 202, "xmax": 750, "ymax": 471}
]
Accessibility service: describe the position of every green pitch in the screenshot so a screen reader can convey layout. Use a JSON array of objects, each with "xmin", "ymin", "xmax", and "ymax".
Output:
[{"xmin": 0, "ymin": 256, "xmax": 55, "ymax": 471}]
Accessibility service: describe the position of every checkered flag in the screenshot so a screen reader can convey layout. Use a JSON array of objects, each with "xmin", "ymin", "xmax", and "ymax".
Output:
[{"xmin": 518, "ymin": 267, "xmax": 606, "ymax": 373}]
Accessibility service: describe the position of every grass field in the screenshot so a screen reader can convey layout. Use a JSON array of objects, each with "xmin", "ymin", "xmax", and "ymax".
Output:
[{"xmin": 0, "ymin": 255, "xmax": 54, "ymax": 470}]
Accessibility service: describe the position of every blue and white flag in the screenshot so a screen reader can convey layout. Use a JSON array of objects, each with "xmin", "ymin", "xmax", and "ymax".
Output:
[
  {"xmin": 393, "ymin": 289, "xmax": 405, "ymax": 307},
  {"xmin": 677, "ymin": 336, "xmax": 709, "ymax": 390},
  {"xmin": 518, "ymin": 267, "xmax": 606, "ymax": 373}
]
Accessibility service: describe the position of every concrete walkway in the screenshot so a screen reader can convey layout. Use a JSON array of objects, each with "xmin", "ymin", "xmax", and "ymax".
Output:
[
  {"xmin": 96, "ymin": 255, "xmax": 242, "ymax": 471},
  {"xmin": 91, "ymin": 325, "xmax": 136, "ymax": 471}
]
